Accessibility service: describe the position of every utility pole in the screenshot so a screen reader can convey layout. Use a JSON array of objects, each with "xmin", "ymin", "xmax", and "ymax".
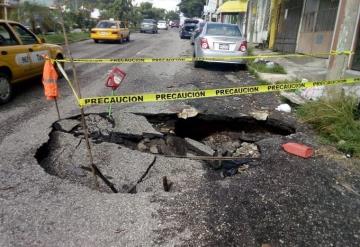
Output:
[
  {"xmin": 248, "ymin": 0, "xmax": 258, "ymax": 47},
  {"xmin": 248, "ymin": 0, "xmax": 254, "ymax": 47},
  {"xmin": 1, "ymin": 0, "xmax": 8, "ymax": 20},
  {"xmin": 4, "ymin": 5, "xmax": 7, "ymax": 20},
  {"xmin": 327, "ymin": 0, "xmax": 360, "ymax": 80}
]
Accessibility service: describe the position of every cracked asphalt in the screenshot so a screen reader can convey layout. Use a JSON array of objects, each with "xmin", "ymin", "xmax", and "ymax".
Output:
[{"xmin": 0, "ymin": 29, "xmax": 360, "ymax": 247}]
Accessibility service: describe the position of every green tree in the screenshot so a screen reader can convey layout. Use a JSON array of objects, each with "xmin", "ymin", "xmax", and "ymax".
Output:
[
  {"xmin": 100, "ymin": 0, "xmax": 133, "ymax": 20},
  {"xmin": 137, "ymin": 2, "xmax": 165, "ymax": 20},
  {"xmin": 11, "ymin": 2, "xmax": 57, "ymax": 34},
  {"xmin": 178, "ymin": 0, "xmax": 206, "ymax": 18},
  {"xmin": 165, "ymin": 10, "xmax": 180, "ymax": 21}
]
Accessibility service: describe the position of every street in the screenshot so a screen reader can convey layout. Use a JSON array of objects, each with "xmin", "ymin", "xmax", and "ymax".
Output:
[{"xmin": 1, "ymin": 29, "xmax": 360, "ymax": 247}]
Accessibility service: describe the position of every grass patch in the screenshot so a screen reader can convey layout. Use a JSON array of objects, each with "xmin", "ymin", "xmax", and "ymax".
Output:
[
  {"xmin": 39, "ymin": 32, "xmax": 90, "ymax": 44},
  {"xmin": 249, "ymin": 62, "xmax": 286, "ymax": 74},
  {"xmin": 297, "ymin": 94, "xmax": 360, "ymax": 157},
  {"xmin": 246, "ymin": 48, "xmax": 286, "ymax": 74}
]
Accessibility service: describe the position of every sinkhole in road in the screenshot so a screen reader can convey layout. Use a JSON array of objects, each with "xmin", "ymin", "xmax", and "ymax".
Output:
[{"xmin": 35, "ymin": 112, "xmax": 296, "ymax": 194}]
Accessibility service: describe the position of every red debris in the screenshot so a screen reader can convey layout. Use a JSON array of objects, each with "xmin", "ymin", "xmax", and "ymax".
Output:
[{"xmin": 282, "ymin": 142, "xmax": 314, "ymax": 158}]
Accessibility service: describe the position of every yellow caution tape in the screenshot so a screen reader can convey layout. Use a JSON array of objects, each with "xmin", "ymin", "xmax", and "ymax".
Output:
[
  {"xmin": 78, "ymin": 77, "xmax": 360, "ymax": 107},
  {"xmin": 54, "ymin": 61, "xmax": 81, "ymax": 103},
  {"xmin": 55, "ymin": 50, "xmax": 353, "ymax": 64}
]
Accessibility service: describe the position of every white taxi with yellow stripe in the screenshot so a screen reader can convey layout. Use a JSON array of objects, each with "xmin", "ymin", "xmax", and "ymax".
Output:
[{"xmin": 0, "ymin": 19, "xmax": 64, "ymax": 104}]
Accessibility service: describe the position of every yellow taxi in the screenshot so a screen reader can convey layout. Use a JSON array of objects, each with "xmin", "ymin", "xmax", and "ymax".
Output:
[
  {"xmin": 91, "ymin": 20, "xmax": 130, "ymax": 43},
  {"xmin": 0, "ymin": 19, "xmax": 64, "ymax": 104}
]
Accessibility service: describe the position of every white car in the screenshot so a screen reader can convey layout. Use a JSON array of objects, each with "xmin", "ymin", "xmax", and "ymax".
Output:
[{"xmin": 157, "ymin": 20, "xmax": 168, "ymax": 30}]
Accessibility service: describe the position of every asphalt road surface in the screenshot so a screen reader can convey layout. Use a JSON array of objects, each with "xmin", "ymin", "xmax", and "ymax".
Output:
[{"xmin": 1, "ymin": 29, "xmax": 359, "ymax": 246}]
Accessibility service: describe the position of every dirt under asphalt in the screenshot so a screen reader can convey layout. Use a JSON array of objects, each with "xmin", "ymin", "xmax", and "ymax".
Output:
[{"xmin": 0, "ymin": 29, "xmax": 359, "ymax": 246}]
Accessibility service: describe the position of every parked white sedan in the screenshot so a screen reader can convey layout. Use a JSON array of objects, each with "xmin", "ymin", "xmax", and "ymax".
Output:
[
  {"xmin": 193, "ymin": 23, "xmax": 247, "ymax": 68},
  {"xmin": 157, "ymin": 20, "xmax": 168, "ymax": 30}
]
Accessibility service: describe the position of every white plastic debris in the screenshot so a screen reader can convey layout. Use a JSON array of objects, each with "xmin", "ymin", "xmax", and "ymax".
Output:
[
  {"xmin": 275, "ymin": 103, "xmax": 292, "ymax": 113},
  {"xmin": 265, "ymin": 61, "xmax": 275, "ymax": 68},
  {"xmin": 301, "ymin": 78, "xmax": 309, "ymax": 83}
]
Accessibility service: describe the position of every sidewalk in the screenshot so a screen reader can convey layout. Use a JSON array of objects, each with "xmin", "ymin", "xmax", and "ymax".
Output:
[
  {"xmin": 251, "ymin": 48, "xmax": 360, "ymax": 101},
  {"xmin": 252, "ymin": 49, "xmax": 327, "ymax": 81}
]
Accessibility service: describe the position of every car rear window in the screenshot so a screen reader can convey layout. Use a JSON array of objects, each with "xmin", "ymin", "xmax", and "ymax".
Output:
[
  {"xmin": 184, "ymin": 19, "xmax": 199, "ymax": 24},
  {"xmin": 206, "ymin": 24, "xmax": 241, "ymax": 37},
  {"xmin": 184, "ymin": 24, "xmax": 196, "ymax": 31},
  {"xmin": 96, "ymin": 21, "xmax": 117, "ymax": 29},
  {"xmin": 142, "ymin": 19, "xmax": 155, "ymax": 23}
]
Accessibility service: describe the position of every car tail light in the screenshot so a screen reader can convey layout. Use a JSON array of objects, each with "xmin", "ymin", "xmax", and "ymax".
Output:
[
  {"xmin": 91, "ymin": 30, "xmax": 96, "ymax": 33},
  {"xmin": 200, "ymin": 38, "xmax": 209, "ymax": 49},
  {"xmin": 112, "ymin": 31, "xmax": 118, "ymax": 34},
  {"xmin": 239, "ymin": 41, "xmax": 247, "ymax": 52}
]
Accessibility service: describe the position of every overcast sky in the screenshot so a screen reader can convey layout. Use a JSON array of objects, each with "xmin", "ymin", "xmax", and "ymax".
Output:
[{"xmin": 133, "ymin": 0, "xmax": 181, "ymax": 11}]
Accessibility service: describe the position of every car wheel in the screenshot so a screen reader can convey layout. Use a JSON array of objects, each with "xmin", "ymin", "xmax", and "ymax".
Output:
[
  {"xmin": 194, "ymin": 60, "xmax": 202, "ymax": 68},
  {"xmin": 237, "ymin": 64, "xmax": 247, "ymax": 70},
  {"xmin": 0, "ymin": 72, "xmax": 12, "ymax": 104},
  {"xmin": 119, "ymin": 36, "xmax": 123, "ymax": 44},
  {"xmin": 94, "ymin": 39, "xmax": 98, "ymax": 43},
  {"xmin": 126, "ymin": 34, "xmax": 130, "ymax": 42}
]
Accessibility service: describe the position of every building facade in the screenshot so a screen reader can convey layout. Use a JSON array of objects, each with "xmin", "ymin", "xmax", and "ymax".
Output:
[
  {"xmin": 0, "ymin": 0, "xmax": 19, "ymax": 19},
  {"xmin": 216, "ymin": 0, "xmax": 248, "ymax": 35},
  {"xmin": 297, "ymin": 0, "xmax": 339, "ymax": 56}
]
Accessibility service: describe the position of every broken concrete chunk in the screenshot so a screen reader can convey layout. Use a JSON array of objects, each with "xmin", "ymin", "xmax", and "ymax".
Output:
[
  {"xmin": 233, "ymin": 142, "xmax": 260, "ymax": 158},
  {"xmin": 149, "ymin": 145, "xmax": 159, "ymax": 154},
  {"xmin": 112, "ymin": 112, "xmax": 163, "ymax": 138},
  {"xmin": 249, "ymin": 110, "xmax": 269, "ymax": 121},
  {"xmin": 53, "ymin": 119, "xmax": 80, "ymax": 132},
  {"xmin": 177, "ymin": 107, "xmax": 199, "ymax": 119},
  {"xmin": 185, "ymin": 137, "xmax": 215, "ymax": 156},
  {"xmin": 280, "ymin": 91, "xmax": 306, "ymax": 105},
  {"xmin": 85, "ymin": 114, "xmax": 113, "ymax": 138},
  {"xmin": 137, "ymin": 141, "xmax": 148, "ymax": 152},
  {"xmin": 221, "ymin": 141, "xmax": 241, "ymax": 154},
  {"xmin": 166, "ymin": 136, "xmax": 187, "ymax": 155}
]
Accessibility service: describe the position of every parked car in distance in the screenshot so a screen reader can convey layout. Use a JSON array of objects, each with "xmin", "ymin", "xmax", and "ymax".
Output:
[
  {"xmin": 180, "ymin": 23, "xmax": 197, "ymax": 39},
  {"xmin": 91, "ymin": 20, "xmax": 130, "ymax": 43},
  {"xmin": 140, "ymin": 19, "xmax": 158, "ymax": 33},
  {"xmin": 193, "ymin": 22, "xmax": 247, "ymax": 68},
  {"xmin": 0, "ymin": 19, "xmax": 64, "ymax": 104},
  {"xmin": 170, "ymin": 20, "xmax": 180, "ymax": 28},
  {"xmin": 191, "ymin": 22, "xmax": 205, "ymax": 45},
  {"xmin": 157, "ymin": 20, "xmax": 168, "ymax": 30}
]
